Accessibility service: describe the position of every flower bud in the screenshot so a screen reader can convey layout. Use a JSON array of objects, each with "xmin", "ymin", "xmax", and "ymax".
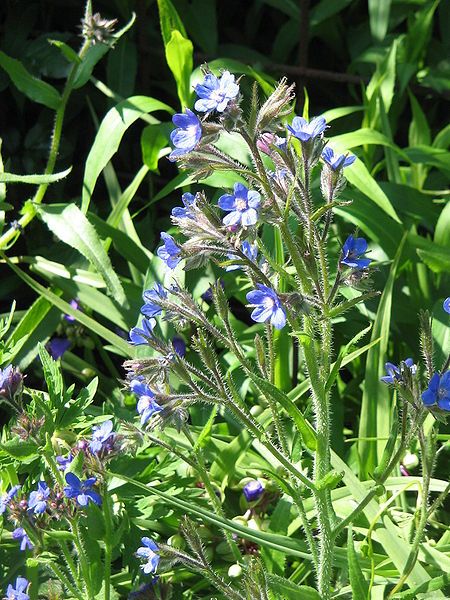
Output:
[
  {"xmin": 243, "ymin": 480, "xmax": 264, "ymax": 502},
  {"xmin": 402, "ymin": 452, "xmax": 419, "ymax": 469},
  {"xmin": 0, "ymin": 365, "xmax": 23, "ymax": 403}
]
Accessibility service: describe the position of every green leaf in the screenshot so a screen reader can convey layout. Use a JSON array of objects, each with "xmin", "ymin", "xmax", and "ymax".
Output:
[
  {"xmin": 38, "ymin": 203, "xmax": 126, "ymax": 305},
  {"xmin": 344, "ymin": 159, "xmax": 401, "ymax": 223},
  {"xmin": 358, "ymin": 234, "xmax": 406, "ymax": 479},
  {"xmin": 0, "ymin": 437, "xmax": 38, "ymax": 459},
  {"xmin": 0, "ymin": 167, "xmax": 71, "ymax": 184},
  {"xmin": 392, "ymin": 573, "xmax": 450, "ymax": 599},
  {"xmin": 366, "ymin": 39, "xmax": 397, "ymax": 114},
  {"xmin": 417, "ymin": 246, "xmax": 450, "ymax": 273},
  {"xmin": 0, "ymin": 50, "xmax": 61, "ymax": 109},
  {"xmin": 141, "ymin": 123, "xmax": 171, "ymax": 171},
  {"xmin": 38, "ymin": 343, "xmax": 64, "ymax": 408},
  {"xmin": 0, "ymin": 254, "xmax": 132, "ymax": 357},
  {"xmin": 165, "ymin": 30, "xmax": 194, "ymax": 109},
  {"xmin": 247, "ymin": 371, "xmax": 317, "ymax": 451},
  {"xmin": 81, "ymin": 96, "xmax": 172, "ymax": 212},
  {"xmin": 48, "ymin": 39, "xmax": 81, "ymax": 65},
  {"xmin": 347, "ymin": 526, "xmax": 370, "ymax": 599},
  {"xmin": 267, "ymin": 574, "xmax": 321, "ymax": 600},
  {"xmin": 368, "ymin": 0, "xmax": 391, "ymax": 41},
  {"xmin": 156, "ymin": 0, "xmax": 188, "ymax": 46}
]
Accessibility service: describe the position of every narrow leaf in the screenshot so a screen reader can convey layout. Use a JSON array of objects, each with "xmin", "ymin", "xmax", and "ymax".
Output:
[{"xmin": 38, "ymin": 204, "xmax": 126, "ymax": 305}]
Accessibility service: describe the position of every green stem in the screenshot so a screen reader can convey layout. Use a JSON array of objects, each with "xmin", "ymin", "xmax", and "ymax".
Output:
[
  {"xmin": 182, "ymin": 426, "xmax": 242, "ymax": 562},
  {"xmin": 388, "ymin": 426, "xmax": 433, "ymax": 597},
  {"xmin": 0, "ymin": 39, "xmax": 91, "ymax": 250},
  {"xmin": 70, "ymin": 517, "xmax": 95, "ymax": 600},
  {"xmin": 47, "ymin": 562, "xmax": 85, "ymax": 600},
  {"xmin": 58, "ymin": 541, "xmax": 81, "ymax": 590},
  {"xmin": 103, "ymin": 482, "xmax": 113, "ymax": 600}
]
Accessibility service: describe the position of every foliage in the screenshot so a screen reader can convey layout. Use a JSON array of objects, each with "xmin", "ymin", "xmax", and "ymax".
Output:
[{"xmin": 0, "ymin": 0, "xmax": 449, "ymax": 598}]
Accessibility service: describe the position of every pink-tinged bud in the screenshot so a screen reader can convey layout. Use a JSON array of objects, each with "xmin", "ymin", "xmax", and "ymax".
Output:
[
  {"xmin": 257, "ymin": 133, "xmax": 276, "ymax": 155},
  {"xmin": 399, "ymin": 465, "xmax": 410, "ymax": 477},
  {"xmin": 77, "ymin": 439, "xmax": 89, "ymax": 451}
]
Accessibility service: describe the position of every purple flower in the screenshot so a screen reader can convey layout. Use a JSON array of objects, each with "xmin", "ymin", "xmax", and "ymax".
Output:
[
  {"xmin": 136, "ymin": 537, "xmax": 160, "ymax": 574},
  {"xmin": 130, "ymin": 378, "xmax": 163, "ymax": 425},
  {"xmin": 56, "ymin": 453, "xmax": 73, "ymax": 471},
  {"xmin": 0, "ymin": 365, "xmax": 23, "ymax": 401},
  {"xmin": 422, "ymin": 371, "xmax": 450, "ymax": 411},
  {"xmin": 5, "ymin": 577, "xmax": 30, "ymax": 600},
  {"xmin": 47, "ymin": 337, "xmax": 71, "ymax": 360},
  {"xmin": 443, "ymin": 298, "xmax": 450, "ymax": 314},
  {"xmin": 28, "ymin": 481, "xmax": 50, "ymax": 514},
  {"xmin": 380, "ymin": 359, "xmax": 417, "ymax": 385},
  {"xmin": 172, "ymin": 336, "xmax": 186, "ymax": 357},
  {"xmin": 226, "ymin": 241, "xmax": 258, "ymax": 271},
  {"xmin": 194, "ymin": 70, "xmax": 239, "ymax": 113},
  {"xmin": 0, "ymin": 485, "xmax": 20, "ymax": 514},
  {"xmin": 89, "ymin": 420, "xmax": 115, "ymax": 454},
  {"xmin": 340, "ymin": 235, "xmax": 371, "ymax": 270},
  {"xmin": 64, "ymin": 299, "xmax": 80, "ymax": 322},
  {"xmin": 322, "ymin": 146, "xmax": 356, "ymax": 170},
  {"xmin": 129, "ymin": 318, "xmax": 156, "ymax": 346},
  {"xmin": 243, "ymin": 480, "xmax": 264, "ymax": 502},
  {"xmin": 246, "ymin": 284, "xmax": 286, "ymax": 330},
  {"xmin": 287, "ymin": 116, "xmax": 327, "ymax": 142},
  {"xmin": 12, "ymin": 528, "xmax": 33, "ymax": 551},
  {"xmin": 141, "ymin": 284, "xmax": 167, "ymax": 318},
  {"xmin": 169, "ymin": 109, "xmax": 202, "ymax": 161},
  {"xmin": 172, "ymin": 192, "xmax": 196, "ymax": 219},
  {"xmin": 157, "ymin": 232, "xmax": 182, "ymax": 269},
  {"xmin": 218, "ymin": 183, "xmax": 261, "ymax": 228},
  {"xmin": 64, "ymin": 473, "xmax": 102, "ymax": 506}
]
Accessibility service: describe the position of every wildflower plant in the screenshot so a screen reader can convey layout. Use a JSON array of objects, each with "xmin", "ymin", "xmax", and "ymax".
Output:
[
  {"xmin": 0, "ymin": 2, "xmax": 448, "ymax": 598},
  {"xmin": 118, "ymin": 68, "xmax": 450, "ymax": 598}
]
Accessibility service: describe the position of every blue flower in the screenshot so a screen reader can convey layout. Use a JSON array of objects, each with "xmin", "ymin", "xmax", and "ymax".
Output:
[
  {"xmin": 169, "ymin": 109, "xmax": 202, "ymax": 161},
  {"xmin": 380, "ymin": 359, "xmax": 416, "ymax": 385},
  {"xmin": 157, "ymin": 232, "xmax": 182, "ymax": 269},
  {"xmin": 47, "ymin": 337, "xmax": 71, "ymax": 360},
  {"xmin": 287, "ymin": 116, "xmax": 327, "ymax": 142},
  {"xmin": 443, "ymin": 297, "xmax": 450, "ymax": 314},
  {"xmin": 89, "ymin": 420, "xmax": 115, "ymax": 454},
  {"xmin": 12, "ymin": 528, "xmax": 33, "ymax": 551},
  {"xmin": 130, "ymin": 378, "xmax": 163, "ymax": 425},
  {"xmin": 141, "ymin": 284, "xmax": 167, "ymax": 318},
  {"xmin": 0, "ymin": 485, "xmax": 20, "ymax": 514},
  {"xmin": 226, "ymin": 241, "xmax": 258, "ymax": 271},
  {"xmin": 243, "ymin": 480, "xmax": 264, "ymax": 502},
  {"xmin": 64, "ymin": 299, "xmax": 80, "ymax": 322},
  {"xmin": 5, "ymin": 577, "xmax": 30, "ymax": 600},
  {"xmin": 129, "ymin": 318, "xmax": 156, "ymax": 346},
  {"xmin": 64, "ymin": 473, "xmax": 102, "ymax": 507},
  {"xmin": 246, "ymin": 284, "xmax": 286, "ymax": 330},
  {"xmin": 0, "ymin": 365, "xmax": 23, "ymax": 401},
  {"xmin": 340, "ymin": 235, "xmax": 371, "ymax": 270},
  {"xmin": 172, "ymin": 336, "xmax": 186, "ymax": 357},
  {"xmin": 172, "ymin": 192, "xmax": 196, "ymax": 219},
  {"xmin": 28, "ymin": 482, "xmax": 50, "ymax": 515},
  {"xmin": 136, "ymin": 537, "xmax": 160, "ymax": 574},
  {"xmin": 218, "ymin": 183, "xmax": 261, "ymax": 228},
  {"xmin": 322, "ymin": 146, "xmax": 356, "ymax": 170},
  {"xmin": 422, "ymin": 371, "xmax": 450, "ymax": 411},
  {"xmin": 56, "ymin": 453, "xmax": 73, "ymax": 471},
  {"xmin": 194, "ymin": 70, "xmax": 239, "ymax": 113}
]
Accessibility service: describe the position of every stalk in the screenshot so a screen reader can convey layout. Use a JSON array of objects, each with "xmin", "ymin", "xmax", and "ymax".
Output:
[
  {"xmin": 102, "ymin": 483, "xmax": 113, "ymax": 600},
  {"xmin": 0, "ymin": 39, "xmax": 91, "ymax": 250},
  {"xmin": 182, "ymin": 426, "xmax": 242, "ymax": 562}
]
